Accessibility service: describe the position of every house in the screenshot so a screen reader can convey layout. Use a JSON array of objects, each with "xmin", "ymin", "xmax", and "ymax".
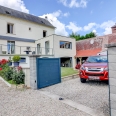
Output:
[
  {"xmin": 0, "ymin": 5, "xmax": 76, "ymax": 68},
  {"xmin": 75, "ymin": 24, "xmax": 116, "ymax": 64}
]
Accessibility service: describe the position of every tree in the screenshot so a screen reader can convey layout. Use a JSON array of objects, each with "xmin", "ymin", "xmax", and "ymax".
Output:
[
  {"xmin": 69, "ymin": 32, "xmax": 80, "ymax": 41},
  {"xmin": 69, "ymin": 31, "xmax": 96, "ymax": 41}
]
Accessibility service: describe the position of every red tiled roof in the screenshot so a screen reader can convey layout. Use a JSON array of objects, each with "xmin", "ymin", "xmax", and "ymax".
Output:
[{"xmin": 75, "ymin": 48, "xmax": 102, "ymax": 57}]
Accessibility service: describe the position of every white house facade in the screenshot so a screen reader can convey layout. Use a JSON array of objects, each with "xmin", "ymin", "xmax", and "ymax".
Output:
[{"xmin": 0, "ymin": 5, "xmax": 76, "ymax": 68}]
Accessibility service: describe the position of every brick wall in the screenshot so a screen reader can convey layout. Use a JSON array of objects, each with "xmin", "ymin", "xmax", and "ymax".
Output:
[
  {"xmin": 108, "ymin": 34, "xmax": 116, "ymax": 44},
  {"xmin": 76, "ymin": 34, "xmax": 116, "ymax": 52},
  {"xmin": 76, "ymin": 37, "xmax": 103, "ymax": 51}
]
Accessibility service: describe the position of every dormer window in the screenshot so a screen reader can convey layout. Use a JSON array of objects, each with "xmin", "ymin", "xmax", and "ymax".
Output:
[
  {"xmin": 7, "ymin": 23, "xmax": 14, "ymax": 34},
  {"xmin": 5, "ymin": 11, "xmax": 10, "ymax": 14}
]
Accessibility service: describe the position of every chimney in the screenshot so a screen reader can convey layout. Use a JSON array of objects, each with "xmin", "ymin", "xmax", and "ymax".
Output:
[
  {"xmin": 45, "ymin": 16, "xmax": 48, "ymax": 20},
  {"xmin": 111, "ymin": 23, "xmax": 116, "ymax": 34}
]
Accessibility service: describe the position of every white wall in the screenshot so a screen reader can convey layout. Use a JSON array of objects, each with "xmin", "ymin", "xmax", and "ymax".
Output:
[
  {"xmin": 0, "ymin": 14, "xmax": 55, "ymax": 40},
  {"xmin": 0, "ymin": 55, "xmax": 30, "ymax": 68},
  {"xmin": 53, "ymin": 35, "xmax": 76, "ymax": 57},
  {"xmin": 53, "ymin": 35, "xmax": 76, "ymax": 68},
  {"xmin": 35, "ymin": 34, "xmax": 76, "ymax": 68},
  {"xmin": 35, "ymin": 35, "xmax": 54, "ymax": 55},
  {"xmin": 0, "ymin": 39, "xmax": 35, "ymax": 54}
]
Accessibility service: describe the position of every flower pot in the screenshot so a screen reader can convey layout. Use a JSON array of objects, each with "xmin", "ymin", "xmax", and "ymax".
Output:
[
  {"xmin": 13, "ymin": 62, "xmax": 19, "ymax": 67},
  {"xmin": 8, "ymin": 62, "xmax": 12, "ymax": 66}
]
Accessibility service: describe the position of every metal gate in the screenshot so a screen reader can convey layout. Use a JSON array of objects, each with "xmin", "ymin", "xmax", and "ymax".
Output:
[{"xmin": 36, "ymin": 58, "xmax": 61, "ymax": 89}]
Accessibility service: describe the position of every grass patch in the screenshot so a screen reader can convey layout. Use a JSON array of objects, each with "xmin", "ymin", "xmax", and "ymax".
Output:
[
  {"xmin": 61, "ymin": 67, "xmax": 78, "ymax": 77},
  {"xmin": 7, "ymin": 80, "xmax": 16, "ymax": 85}
]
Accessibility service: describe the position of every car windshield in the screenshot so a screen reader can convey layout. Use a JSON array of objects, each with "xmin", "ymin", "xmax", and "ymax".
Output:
[{"xmin": 86, "ymin": 56, "xmax": 107, "ymax": 63}]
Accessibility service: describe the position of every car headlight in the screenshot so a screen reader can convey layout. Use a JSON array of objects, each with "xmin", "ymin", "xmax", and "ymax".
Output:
[
  {"xmin": 80, "ymin": 66, "xmax": 86, "ymax": 70},
  {"xmin": 104, "ymin": 67, "xmax": 108, "ymax": 71}
]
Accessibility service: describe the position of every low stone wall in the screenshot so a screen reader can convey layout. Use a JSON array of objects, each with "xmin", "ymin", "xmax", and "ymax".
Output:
[{"xmin": 22, "ymin": 67, "xmax": 30, "ymax": 88}]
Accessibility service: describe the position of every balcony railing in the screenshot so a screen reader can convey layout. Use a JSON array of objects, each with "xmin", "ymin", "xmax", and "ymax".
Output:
[{"xmin": 0, "ymin": 44, "xmax": 54, "ymax": 55}]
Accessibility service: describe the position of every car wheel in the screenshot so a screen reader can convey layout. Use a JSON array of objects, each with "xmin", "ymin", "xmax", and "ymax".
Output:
[{"xmin": 80, "ymin": 78, "xmax": 86, "ymax": 83}]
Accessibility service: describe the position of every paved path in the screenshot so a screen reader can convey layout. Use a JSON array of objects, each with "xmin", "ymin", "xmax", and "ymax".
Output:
[{"xmin": 0, "ymin": 79, "xmax": 91, "ymax": 116}]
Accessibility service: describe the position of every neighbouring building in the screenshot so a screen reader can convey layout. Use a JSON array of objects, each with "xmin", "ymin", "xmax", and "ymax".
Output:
[
  {"xmin": 0, "ymin": 5, "xmax": 76, "ymax": 68},
  {"xmin": 75, "ymin": 24, "xmax": 116, "ymax": 64}
]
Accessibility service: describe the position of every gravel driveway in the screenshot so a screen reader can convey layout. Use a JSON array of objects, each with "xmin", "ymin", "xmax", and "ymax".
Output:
[
  {"xmin": 41, "ymin": 78, "xmax": 110, "ymax": 116},
  {"xmin": 0, "ymin": 79, "xmax": 91, "ymax": 116}
]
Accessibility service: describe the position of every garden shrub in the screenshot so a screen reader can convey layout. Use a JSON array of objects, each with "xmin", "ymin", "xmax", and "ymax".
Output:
[
  {"xmin": 0, "ymin": 58, "xmax": 25, "ymax": 85},
  {"xmin": 3, "ymin": 67, "xmax": 13, "ymax": 81},
  {"xmin": 12, "ymin": 67, "xmax": 25, "ymax": 84}
]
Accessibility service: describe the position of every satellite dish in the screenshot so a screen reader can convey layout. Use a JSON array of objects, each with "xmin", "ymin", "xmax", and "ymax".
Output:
[{"xmin": 90, "ymin": 39, "xmax": 94, "ymax": 44}]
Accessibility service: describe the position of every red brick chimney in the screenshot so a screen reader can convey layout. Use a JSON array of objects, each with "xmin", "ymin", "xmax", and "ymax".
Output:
[{"xmin": 111, "ymin": 23, "xmax": 116, "ymax": 33}]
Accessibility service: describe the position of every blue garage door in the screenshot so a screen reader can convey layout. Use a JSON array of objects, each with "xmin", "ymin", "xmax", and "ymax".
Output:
[{"xmin": 36, "ymin": 58, "xmax": 61, "ymax": 89}]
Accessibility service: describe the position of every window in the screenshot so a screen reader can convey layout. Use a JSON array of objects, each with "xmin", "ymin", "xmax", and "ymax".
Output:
[
  {"xmin": 43, "ymin": 30, "xmax": 47, "ymax": 37},
  {"xmin": 37, "ymin": 44, "xmax": 41, "ymax": 54},
  {"xmin": 7, "ymin": 23, "xmax": 14, "ymax": 34},
  {"xmin": 45, "ymin": 41, "xmax": 49, "ymax": 55},
  {"xmin": 7, "ymin": 41, "xmax": 15, "ymax": 54},
  {"xmin": 60, "ymin": 41, "xmax": 72, "ymax": 49},
  {"xmin": 20, "ymin": 58, "xmax": 26, "ymax": 63}
]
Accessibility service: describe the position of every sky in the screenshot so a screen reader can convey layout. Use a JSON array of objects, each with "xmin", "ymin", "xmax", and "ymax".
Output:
[{"xmin": 0, "ymin": 0, "xmax": 116, "ymax": 36}]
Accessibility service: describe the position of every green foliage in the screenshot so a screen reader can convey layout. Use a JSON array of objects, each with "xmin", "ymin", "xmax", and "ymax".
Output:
[
  {"xmin": 0, "ymin": 63, "xmax": 25, "ymax": 84},
  {"xmin": 12, "ymin": 69, "xmax": 25, "ymax": 84},
  {"xmin": 3, "ymin": 67, "xmax": 13, "ymax": 81},
  {"xmin": 8, "ymin": 57, "xmax": 12, "ymax": 62},
  {"xmin": 12, "ymin": 55, "xmax": 20, "ymax": 62},
  {"xmin": 69, "ymin": 32, "xmax": 80, "ymax": 41},
  {"xmin": 69, "ymin": 31, "xmax": 96, "ymax": 41}
]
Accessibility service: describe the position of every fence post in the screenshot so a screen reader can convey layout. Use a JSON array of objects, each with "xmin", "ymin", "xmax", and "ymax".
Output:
[
  {"xmin": 29, "ymin": 55, "xmax": 40, "ymax": 89},
  {"xmin": 105, "ymin": 44, "xmax": 116, "ymax": 116}
]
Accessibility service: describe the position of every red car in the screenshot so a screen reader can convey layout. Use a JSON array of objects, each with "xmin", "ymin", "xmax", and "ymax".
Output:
[{"xmin": 79, "ymin": 55, "xmax": 108, "ymax": 83}]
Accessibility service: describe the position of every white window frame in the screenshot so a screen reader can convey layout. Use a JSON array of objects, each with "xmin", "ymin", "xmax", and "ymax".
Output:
[{"xmin": 7, "ymin": 23, "xmax": 14, "ymax": 34}]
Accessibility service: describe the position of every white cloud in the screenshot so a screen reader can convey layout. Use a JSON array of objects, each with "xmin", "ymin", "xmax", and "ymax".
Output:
[
  {"xmin": 69, "ymin": 0, "xmax": 80, "ymax": 8},
  {"xmin": 59, "ymin": 0, "xmax": 87, "ymax": 8},
  {"xmin": 103, "ymin": 28, "xmax": 112, "ymax": 35},
  {"xmin": 0, "ymin": 0, "xmax": 29, "ymax": 13},
  {"xmin": 63, "ymin": 12, "xmax": 70, "ymax": 17},
  {"xmin": 39, "ymin": 10, "xmax": 68, "ymax": 36},
  {"xmin": 100, "ymin": 20, "xmax": 115, "ymax": 34},
  {"xmin": 92, "ymin": 29, "xmax": 97, "ymax": 33},
  {"xmin": 59, "ymin": 0, "xmax": 67, "ymax": 6},
  {"xmin": 51, "ymin": 10, "xmax": 62, "ymax": 17},
  {"xmin": 66, "ymin": 22, "xmax": 82, "ymax": 32},
  {"xmin": 100, "ymin": 20, "xmax": 115, "ymax": 29},
  {"xmin": 80, "ymin": 0, "xmax": 87, "ymax": 7},
  {"xmin": 84, "ymin": 23, "xmax": 97, "ymax": 31}
]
